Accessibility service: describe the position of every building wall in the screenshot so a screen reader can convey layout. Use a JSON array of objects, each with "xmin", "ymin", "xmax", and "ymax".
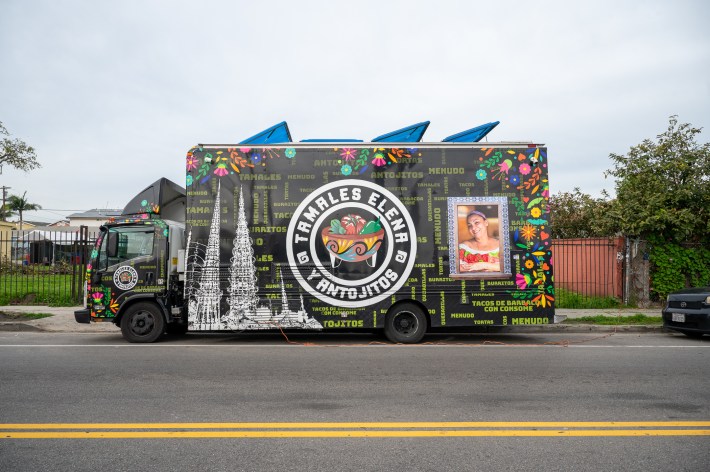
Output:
[{"xmin": 0, "ymin": 221, "xmax": 17, "ymax": 261}]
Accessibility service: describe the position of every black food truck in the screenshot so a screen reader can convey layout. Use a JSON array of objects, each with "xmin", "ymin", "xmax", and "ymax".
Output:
[{"xmin": 75, "ymin": 120, "xmax": 556, "ymax": 343}]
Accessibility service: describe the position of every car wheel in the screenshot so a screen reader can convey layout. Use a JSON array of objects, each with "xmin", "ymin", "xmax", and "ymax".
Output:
[
  {"xmin": 384, "ymin": 303, "xmax": 427, "ymax": 344},
  {"xmin": 120, "ymin": 302, "xmax": 165, "ymax": 343}
]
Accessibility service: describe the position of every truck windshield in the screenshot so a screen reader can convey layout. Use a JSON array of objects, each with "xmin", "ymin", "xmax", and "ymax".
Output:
[{"xmin": 98, "ymin": 226, "xmax": 155, "ymax": 270}]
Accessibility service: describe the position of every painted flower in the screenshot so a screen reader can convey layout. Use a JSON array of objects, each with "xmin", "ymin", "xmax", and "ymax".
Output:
[
  {"xmin": 186, "ymin": 155, "xmax": 199, "ymax": 171},
  {"xmin": 186, "ymin": 174, "xmax": 193, "ymax": 186},
  {"xmin": 525, "ymin": 259, "xmax": 534, "ymax": 269},
  {"xmin": 530, "ymin": 207, "xmax": 542, "ymax": 218},
  {"xmin": 91, "ymin": 292, "xmax": 104, "ymax": 302},
  {"xmin": 519, "ymin": 163, "xmax": 531, "ymax": 175},
  {"xmin": 240, "ymin": 147, "xmax": 251, "ymax": 153},
  {"xmin": 214, "ymin": 162, "xmax": 229, "ymax": 176},
  {"xmin": 372, "ymin": 153, "xmax": 387, "ymax": 167},
  {"xmin": 341, "ymin": 164, "xmax": 352, "ymax": 176},
  {"xmin": 476, "ymin": 169, "xmax": 487, "ymax": 180},
  {"xmin": 516, "ymin": 273, "xmax": 530, "ymax": 290},
  {"xmin": 509, "ymin": 175, "xmax": 520, "ymax": 185},
  {"xmin": 285, "ymin": 148, "xmax": 296, "ymax": 158},
  {"xmin": 90, "ymin": 250, "xmax": 98, "ymax": 259},
  {"xmin": 340, "ymin": 148, "xmax": 357, "ymax": 161},
  {"xmin": 520, "ymin": 223, "xmax": 537, "ymax": 241},
  {"xmin": 498, "ymin": 159, "xmax": 513, "ymax": 173}
]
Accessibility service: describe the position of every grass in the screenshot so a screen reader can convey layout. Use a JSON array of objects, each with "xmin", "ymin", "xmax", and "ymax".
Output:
[
  {"xmin": 0, "ymin": 274, "xmax": 79, "ymax": 306},
  {"xmin": 564, "ymin": 314, "xmax": 663, "ymax": 325},
  {"xmin": 555, "ymin": 288, "xmax": 624, "ymax": 309}
]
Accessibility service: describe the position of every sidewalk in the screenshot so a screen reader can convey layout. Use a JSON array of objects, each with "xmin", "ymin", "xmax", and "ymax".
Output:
[{"xmin": 0, "ymin": 305, "xmax": 664, "ymax": 334}]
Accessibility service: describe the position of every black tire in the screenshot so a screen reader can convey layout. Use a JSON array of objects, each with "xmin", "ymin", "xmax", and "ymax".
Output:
[
  {"xmin": 384, "ymin": 302, "xmax": 427, "ymax": 344},
  {"xmin": 682, "ymin": 331, "xmax": 705, "ymax": 339},
  {"xmin": 120, "ymin": 302, "xmax": 165, "ymax": 343}
]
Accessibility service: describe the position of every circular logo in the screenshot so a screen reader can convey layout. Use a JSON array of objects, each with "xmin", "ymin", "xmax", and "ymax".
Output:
[
  {"xmin": 113, "ymin": 265, "xmax": 138, "ymax": 291},
  {"xmin": 286, "ymin": 180, "xmax": 417, "ymax": 307}
]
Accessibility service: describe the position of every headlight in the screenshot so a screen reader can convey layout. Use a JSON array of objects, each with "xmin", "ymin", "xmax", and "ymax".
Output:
[
  {"xmin": 705, "ymin": 296, "xmax": 710, "ymax": 304},
  {"xmin": 667, "ymin": 295, "xmax": 671, "ymax": 302}
]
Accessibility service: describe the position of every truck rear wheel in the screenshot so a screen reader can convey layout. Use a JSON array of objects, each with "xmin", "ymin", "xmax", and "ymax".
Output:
[
  {"xmin": 120, "ymin": 302, "xmax": 165, "ymax": 343},
  {"xmin": 384, "ymin": 302, "xmax": 427, "ymax": 344}
]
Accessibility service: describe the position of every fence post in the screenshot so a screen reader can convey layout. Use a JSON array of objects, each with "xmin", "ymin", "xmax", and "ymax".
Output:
[
  {"xmin": 71, "ymin": 226, "xmax": 89, "ymax": 304},
  {"xmin": 623, "ymin": 237, "xmax": 631, "ymax": 306}
]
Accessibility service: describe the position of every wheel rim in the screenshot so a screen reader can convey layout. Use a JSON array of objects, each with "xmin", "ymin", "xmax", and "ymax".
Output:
[
  {"xmin": 129, "ymin": 310, "xmax": 155, "ymax": 336},
  {"xmin": 392, "ymin": 311, "xmax": 418, "ymax": 336}
]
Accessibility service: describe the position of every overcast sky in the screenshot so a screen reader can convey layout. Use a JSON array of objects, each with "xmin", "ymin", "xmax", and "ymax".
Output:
[{"xmin": 1, "ymin": 0, "xmax": 708, "ymax": 224}]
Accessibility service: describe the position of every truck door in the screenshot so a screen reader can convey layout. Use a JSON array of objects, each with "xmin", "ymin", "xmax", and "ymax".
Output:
[{"xmin": 90, "ymin": 224, "xmax": 160, "ymax": 318}]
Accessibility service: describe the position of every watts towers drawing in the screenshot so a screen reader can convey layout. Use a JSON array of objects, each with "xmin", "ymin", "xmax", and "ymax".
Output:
[{"xmin": 186, "ymin": 183, "xmax": 323, "ymax": 331}]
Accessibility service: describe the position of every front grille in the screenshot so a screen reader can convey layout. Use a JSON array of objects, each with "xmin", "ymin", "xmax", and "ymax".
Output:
[{"xmin": 668, "ymin": 300, "xmax": 704, "ymax": 310}]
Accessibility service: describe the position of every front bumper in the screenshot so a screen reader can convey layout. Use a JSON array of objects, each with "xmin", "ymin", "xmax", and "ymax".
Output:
[
  {"xmin": 662, "ymin": 308, "xmax": 710, "ymax": 334},
  {"xmin": 74, "ymin": 308, "xmax": 91, "ymax": 324}
]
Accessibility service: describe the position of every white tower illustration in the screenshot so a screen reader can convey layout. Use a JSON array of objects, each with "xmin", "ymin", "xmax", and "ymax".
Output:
[
  {"xmin": 227, "ymin": 186, "xmax": 260, "ymax": 318},
  {"xmin": 193, "ymin": 181, "xmax": 223, "ymax": 329}
]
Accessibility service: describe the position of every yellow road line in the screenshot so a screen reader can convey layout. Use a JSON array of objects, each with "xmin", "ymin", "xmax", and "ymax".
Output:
[
  {"xmin": 2, "ymin": 430, "xmax": 710, "ymax": 439},
  {"xmin": 2, "ymin": 421, "xmax": 710, "ymax": 430}
]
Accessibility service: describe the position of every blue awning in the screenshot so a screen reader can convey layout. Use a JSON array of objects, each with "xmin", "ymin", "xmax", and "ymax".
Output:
[
  {"xmin": 442, "ymin": 121, "xmax": 500, "ymax": 143},
  {"xmin": 372, "ymin": 121, "xmax": 430, "ymax": 143},
  {"xmin": 239, "ymin": 121, "xmax": 292, "ymax": 144}
]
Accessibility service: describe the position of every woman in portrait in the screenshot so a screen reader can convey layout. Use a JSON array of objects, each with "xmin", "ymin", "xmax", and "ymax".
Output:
[{"xmin": 459, "ymin": 209, "xmax": 500, "ymax": 272}]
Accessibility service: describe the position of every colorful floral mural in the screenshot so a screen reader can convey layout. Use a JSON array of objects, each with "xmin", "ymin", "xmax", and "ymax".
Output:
[{"xmin": 476, "ymin": 147, "xmax": 554, "ymax": 308}]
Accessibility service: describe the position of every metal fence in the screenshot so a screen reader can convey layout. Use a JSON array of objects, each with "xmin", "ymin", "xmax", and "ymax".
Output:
[
  {"xmin": 551, "ymin": 237, "xmax": 626, "ymax": 308},
  {"xmin": 0, "ymin": 230, "xmax": 640, "ymax": 308},
  {"xmin": 0, "ymin": 226, "xmax": 95, "ymax": 305}
]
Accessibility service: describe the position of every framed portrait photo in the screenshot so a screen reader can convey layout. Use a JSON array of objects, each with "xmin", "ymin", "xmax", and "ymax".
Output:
[{"xmin": 447, "ymin": 196, "xmax": 511, "ymax": 278}]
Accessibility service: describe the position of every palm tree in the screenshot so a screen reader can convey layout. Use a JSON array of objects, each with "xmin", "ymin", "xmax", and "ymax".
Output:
[
  {"xmin": 0, "ymin": 204, "xmax": 11, "ymax": 221},
  {"xmin": 7, "ymin": 191, "xmax": 41, "ymax": 231}
]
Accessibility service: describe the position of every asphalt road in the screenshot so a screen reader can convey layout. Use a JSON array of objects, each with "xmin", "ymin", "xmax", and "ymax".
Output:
[{"xmin": 1, "ymin": 331, "xmax": 709, "ymax": 471}]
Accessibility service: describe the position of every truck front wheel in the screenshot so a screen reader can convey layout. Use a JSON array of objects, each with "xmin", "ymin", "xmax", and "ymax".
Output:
[
  {"xmin": 120, "ymin": 302, "xmax": 165, "ymax": 343},
  {"xmin": 384, "ymin": 303, "xmax": 427, "ymax": 344}
]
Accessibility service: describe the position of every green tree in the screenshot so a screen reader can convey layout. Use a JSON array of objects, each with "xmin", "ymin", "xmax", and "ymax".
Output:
[
  {"xmin": 7, "ymin": 192, "xmax": 42, "ymax": 231},
  {"xmin": 549, "ymin": 188, "xmax": 619, "ymax": 238},
  {"xmin": 1, "ymin": 121, "xmax": 40, "ymax": 172},
  {"xmin": 605, "ymin": 116, "xmax": 710, "ymax": 242},
  {"xmin": 0, "ymin": 204, "xmax": 11, "ymax": 221}
]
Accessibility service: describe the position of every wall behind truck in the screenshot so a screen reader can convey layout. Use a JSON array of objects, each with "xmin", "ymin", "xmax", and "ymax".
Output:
[{"xmin": 183, "ymin": 144, "xmax": 554, "ymax": 331}]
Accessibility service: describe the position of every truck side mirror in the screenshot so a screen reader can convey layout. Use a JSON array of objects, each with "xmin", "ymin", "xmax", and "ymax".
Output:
[{"xmin": 107, "ymin": 232, "xmax": 119, "ymax": 258}]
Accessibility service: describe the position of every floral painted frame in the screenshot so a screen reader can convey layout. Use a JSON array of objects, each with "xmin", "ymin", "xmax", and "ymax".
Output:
[{"xmin": 447, "ymin": 196, "xmax": 511, "ymax": 278}]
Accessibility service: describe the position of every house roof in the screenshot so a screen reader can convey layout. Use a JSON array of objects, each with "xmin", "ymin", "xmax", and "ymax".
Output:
[{"xmin": 67, "ymin": 209, "xmax": 123, "ymax": 219}]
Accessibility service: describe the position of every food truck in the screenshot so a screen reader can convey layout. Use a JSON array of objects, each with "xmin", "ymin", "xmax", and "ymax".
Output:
[{"xmin": 75, "ymin": 120, "xmax": 556, "ymax": 343}]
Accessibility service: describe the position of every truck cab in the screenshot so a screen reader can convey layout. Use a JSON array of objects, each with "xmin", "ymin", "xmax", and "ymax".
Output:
[{"xmin": 74, "ymin": 178, "xmax": 186, "ymax": 342}]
